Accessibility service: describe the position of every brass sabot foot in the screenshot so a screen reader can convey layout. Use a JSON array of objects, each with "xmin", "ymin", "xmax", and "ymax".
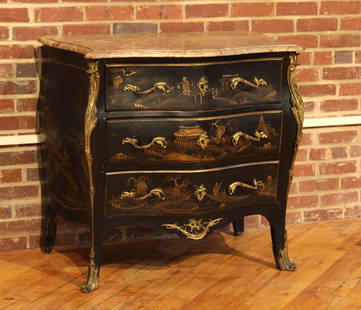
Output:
[
  {"xmin": 80, "ymin": 263, "xmax": 100, "ymax": 293},
  {"xmin": 275, "ymin": 248, "xmax": 296, "ymax": 271}
]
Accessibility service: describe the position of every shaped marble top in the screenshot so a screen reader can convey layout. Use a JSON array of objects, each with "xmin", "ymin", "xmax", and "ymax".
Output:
[{"xmin": 39, "ymin": 31, "xmax": 303, "ymax": 59}]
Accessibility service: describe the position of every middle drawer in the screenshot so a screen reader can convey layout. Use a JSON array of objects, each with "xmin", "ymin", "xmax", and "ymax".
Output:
[{"xmin": 106, "ymin": 110, "xmax": 282, "ymax": 169}]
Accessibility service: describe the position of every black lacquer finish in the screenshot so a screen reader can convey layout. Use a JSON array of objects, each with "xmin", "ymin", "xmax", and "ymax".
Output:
[
  {"xmin": 106, "ymin": 58, "xmax": 282, "ymax": 111},
  {"xmin": 39, "ymin": 46, "xmax": 301, "ymax": 292}
]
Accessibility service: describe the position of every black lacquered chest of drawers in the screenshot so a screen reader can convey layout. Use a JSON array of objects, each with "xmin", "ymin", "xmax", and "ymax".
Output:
[{"xmin": 38, "ymin": 32, "xmax": 304, "ymax": 292}]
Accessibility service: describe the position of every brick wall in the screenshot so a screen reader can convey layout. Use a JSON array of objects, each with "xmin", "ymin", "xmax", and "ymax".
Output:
[{"xmin": 0, "ymin": 0, "xmax": 360, "ymax": 250}]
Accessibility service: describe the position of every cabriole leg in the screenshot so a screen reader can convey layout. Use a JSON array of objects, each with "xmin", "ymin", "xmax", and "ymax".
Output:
[
  {"xmin": 270, "ymin": 225, "xmax": 296, "ymax": 271},
  {"xmin": 81, "ymin": 248, "xmax": 101, "ymax": 293},
  {"xmin": 43, "ymin": 206, "xmax": 57, "ymax": 254},
  {"xmin": 81, "ymin": 229, "xmax": 104, "ymax": 293},
  {"xmin": 232, "ymin": 218, "xmax": 244, "ymax": 236}
]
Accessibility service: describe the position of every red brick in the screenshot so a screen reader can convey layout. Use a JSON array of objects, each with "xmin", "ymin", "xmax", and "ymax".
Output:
[
  {"xmin": 300, "ymin": 133, "xmax": 312, "ymax": 145},
  {"xmin": 0, "ymin": 185, "xmax": 39, "ymax": 200},
  {"xmin": 341, "ymin": 177, "xmax": 361, "ymax": 189},
  {"xmin": 16, "ymin": 98, "xmax": 37, "ymax": 112},
  {"xmin": 0, "ymin": 151, "xmax": 36, "ymax": 166},
  {"xmin": 0, "ymin": 81, "xmax": 36, "ymax": 95},
  {"xmin": 0, "ymin": 45, "xmax": 34, "ymax": 59},
  {"xmin": 0, "ymin": 99, "xmax": 14, "ymax": 113},
  {"xmin": 299, "ymin": 84, "xmax": 336, "ymax": 97},
  {"xmin": 304, "ymin": 209, "xmax": 343, "ymax": 222},
  {"xmin": 304, "ymin": 101, "xmax": 315, "ymax": 113},
  {"xmin": 323, "ymin": 67, "xmax": 357, "ymax": 80},
  {"xmin": 289, "ymin": 182, "xmax": 297, "ymax": 194},
  {"xmin": 286, "ymin": 211, "xmax": 303, "ymax": 224},
  {"xmin": 314, "ymin": 51, "xmax": 333, "ymax": 65},
  {"xmin": 0, "ymin": 8, "xmax": 29, "ymax": 22},
  {"xmin": 0, "ymin": 64, "xmax": 13, "ymax": 79},
  {"xmin": 160, "ymin": 22, "xmax": 204, "ymax": 33},
  {"xmin": 0, "ymin": 116, "xmax": 36, "ymax": 130},
  {"xmin": 252, "ymin": 19, "xmax": 294, "ymax": 33},
  {"xmin": 288, "ymin": 195, "xmax": 318, "ymax": 209},
  {"xmin": 208, "ymin": 21, "xmax": 249, "ymax": 32},
  {"xmin": 63, "ymin": 24, "xmax": 110, "ymax": 35},
  {"xmin": 339, "ymin": 83, "xmax": 361, "ymax": 96},
  {"xmin": 320, "ymin": 34, "xmax": 360, "ymax": 48},
  {"xmin": 321, "ymin": 1, "xmax": 361, "ymax": 14},
  {"xmin": 0, "ymin": 219, "xmax": 41, "ymax": 234},
  {"xmin": 26, "ymin": 168, "xmax": 40, "ymax": 181},
  {"xmin": 323, "ymin": 131, "xmax": 359, "ymax": 148},
  {"xmin": 16, "ymin": 63, "xmax": 36, "ymax": 78},
  {"xmin": 244, "ymin": 215, "xmax": 260, "ymax": 228},
  {"xmin": 299, "ymin": 178, "xmax": 339, "ymax": 193},
  {"xmin": 13, "ymin": 26, "xmax": 58, "ymax": 41},
  {"xmin": 345, "ymin": 206, "xmax": 361, "ymax": 219},
  {"xmin": 260, "ymin": 215, "xmax": 269, "ymax": 227},
  {"xmin": 15, "ymin": 204, "xmax": 41, "ymax": 217},
  {"xmin": 138, "ymin": 5, "xmax": 182, "ymax": 19},
  {"xmin": 335, "ymin": 51, "xmax": 353, "ymax": 64},
  {"xmin": 331, "ymin": 147, "xmax": 347, "ymax": 159},
  {"xmin": 277, "ymin": 35, "xmax": 318, "ymax": 48},
  {"xmin": 350, "ymin": 145, "xmax": 361, "ymax": 157},
  {"xmin": 321, "ymin": 99, "xmax": 358, "ymax": 112},
  {"xmin": 186, "ymin": 4, "xmax": 227, "ymax": 18},
  {"xmin": 28, "ymin": 235, "xmax": 41, "ymax": 249},
  {"xmin": 0, "ymin": 207, "xmax": 11, "ymax": 219},
  {"xmin": 293, "ymin": 163, "xmax": 315, "ymax": 177},
  {"xmin": 86, "ymin": 6, "xmax": 133, "ymax": 21},
  {"xmin": 319, "ymin": 161, "xmax": 357, "ymax": 175},
  {"xmin": 297, "ymin": 18, "xmax": 337, "ymax": 32},
  {"xmin": 277, "ymin": 2, "xmax": 317, "ymax": 15},
  {"xmin": 231, "ymin": 3, "xmax": 273, "ymax": 17},
  {"xmin": 341, "ymin": 17, "xmax": 361, "ymax": 30},
  {"xmin": 309, "ymin": 148, "xmax": 326, "ymax": 160},
  {"xmin": 298, "ymin": 52, "xmax": 312, "ymax": 65},
  {"xmin": 356, "ymin": 51, "xmax": 361, "ymax": 63},
  {"xmin": 35, "ymin": 7, "xmax": 83, "ymax": 22},
  {"xmin": 0, "ymin": 27, "xmax": 8, "ymax": 40},
  {"xmin": 296, "ymin": 68, "xmax": 318, "ymax": 82},
  {"xmin": 0, "ymin": 237, "xmax": 27, "ymax": 251},
  {"xmin": 0, "ymin": 168, "xmax": 22, "ymax": 183},
  {"xmin": 321, "ymin": 192, "xmax": 358, "ymax": 206},
  {"xmin": 295, "ymin": 148, "xmax": 308, "ymax": 161}
]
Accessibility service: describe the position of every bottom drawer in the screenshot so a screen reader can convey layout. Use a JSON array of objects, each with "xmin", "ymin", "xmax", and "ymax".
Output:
[{"xmin": 106, "ymin": 161, "xmax": 279, "ymax": 216}]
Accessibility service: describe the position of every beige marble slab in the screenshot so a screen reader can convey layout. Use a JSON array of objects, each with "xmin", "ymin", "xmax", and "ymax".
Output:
[{"xmin": 39, "ymin": 32, "xmax": 303, "ymax": 59}]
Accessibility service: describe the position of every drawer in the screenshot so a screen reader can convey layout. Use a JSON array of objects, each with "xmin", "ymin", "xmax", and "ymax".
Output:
[
  {"xmin": 106, "ymin": 58, "xmax": 283, "ymax": 112},
  {"xmin": 105, "ymin": 162, "xmax": 279, "ymax": 216},
  {"xmin": 106, "ymin": 111, "xmax": 282, "ymax": 169}
]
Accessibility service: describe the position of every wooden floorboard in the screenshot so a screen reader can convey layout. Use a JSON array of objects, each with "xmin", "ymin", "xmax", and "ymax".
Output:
[{"xmin": 1, "ymin": 220, "xmax": 361, "ymax": 310}]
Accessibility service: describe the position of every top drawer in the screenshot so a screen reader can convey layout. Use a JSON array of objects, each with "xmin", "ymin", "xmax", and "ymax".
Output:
[{"xmin": 106, "ymin": 57, "xmax": 283, "ymax": 112}]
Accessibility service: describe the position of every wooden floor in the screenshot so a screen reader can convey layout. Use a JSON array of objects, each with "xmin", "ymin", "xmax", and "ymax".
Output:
[{"xmin": 1, "ymin": 220, "xmax": 361, "ymax": 310}]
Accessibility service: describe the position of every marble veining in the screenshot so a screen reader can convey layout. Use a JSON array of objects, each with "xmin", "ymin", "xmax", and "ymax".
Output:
[{"xmin": 39, "ymin": 32, "xmax": 303, "ymax": 59}]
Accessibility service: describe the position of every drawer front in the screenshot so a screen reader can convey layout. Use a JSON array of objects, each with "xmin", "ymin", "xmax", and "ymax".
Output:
[
  {"xmin": 106, "ymin": 162, "xmax": 279, "ymax": 216},
  {"xmin": 106, "ymin": 111, "xmax": 282, "ymax": 169},
  {"xmin": 106, "ymin": 58, "xmax": 283, "ymax": 111}
]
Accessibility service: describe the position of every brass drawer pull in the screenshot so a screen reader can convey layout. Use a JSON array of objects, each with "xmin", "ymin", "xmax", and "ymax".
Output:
[
  {"xmin": 231, "ymin": 130, "xmax": 268, "ymax": 145},
  {"xmin": 122, "ymin": 137, "xmax": 168, "ymax": 150},
  {"xmin": 229, "ymin": 179, "xmax": 265, "ymax": 195},
  {"xmin": 162, "ymin": 218, "xmax": 222, "ymax": 240},
  {"xmin": 123, "ymin": 81, "xmax": 172, "ymax": 95},
  {"xmin": 230, "ymin": 76, "xmax": 268, "ymax": 89}
]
